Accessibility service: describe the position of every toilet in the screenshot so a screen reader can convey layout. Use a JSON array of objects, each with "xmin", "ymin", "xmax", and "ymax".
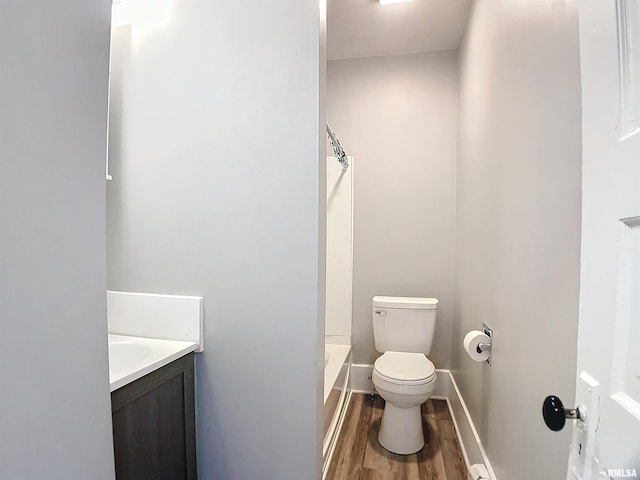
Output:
[{"xmin": 371, "ymin": 296, "xmax": 438, "ymax": 455}]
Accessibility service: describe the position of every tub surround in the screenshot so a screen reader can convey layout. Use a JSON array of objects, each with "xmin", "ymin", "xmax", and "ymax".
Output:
[
  {"xmin": 324, "ymin": 152, "xmax": 353, "ymax": 478},
  {"xmin": 325, "ymin": 155, "xmax": 354, "ymax": 338}
]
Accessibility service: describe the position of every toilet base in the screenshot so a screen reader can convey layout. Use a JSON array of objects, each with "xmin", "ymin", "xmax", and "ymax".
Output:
[{"xmin": 378, "ymin": 402, "xmax": 425, "ymax": 455}]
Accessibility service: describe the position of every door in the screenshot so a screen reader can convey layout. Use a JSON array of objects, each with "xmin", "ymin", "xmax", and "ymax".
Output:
[{"xmin": 571, "ymin": 0, "xmax": 640, "ymax": 477}]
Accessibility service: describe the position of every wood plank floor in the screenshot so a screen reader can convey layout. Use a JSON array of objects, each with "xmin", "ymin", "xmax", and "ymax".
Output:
[{"xmin": 327, "ymin": 394, "xmax": 468, "ymax": 480}]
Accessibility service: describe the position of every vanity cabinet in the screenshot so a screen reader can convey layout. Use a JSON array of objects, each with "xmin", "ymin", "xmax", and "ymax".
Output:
[{"xmin": 111, "ymin": 353, "xmax": 197, "ymax": 480}]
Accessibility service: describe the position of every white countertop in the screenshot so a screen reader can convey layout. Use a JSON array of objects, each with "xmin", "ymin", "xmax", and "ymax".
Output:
[{"xmin": 108, "ymin": 334, "xmax": 198, "ymax": 392}]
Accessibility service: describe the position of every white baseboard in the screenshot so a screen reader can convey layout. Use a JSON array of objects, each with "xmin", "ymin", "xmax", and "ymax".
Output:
[
  {"xmin": 447, "ymin": 371, "xmax": 497, "ymax": 480},
  {"xmin": 349, "ymin": 364, "xmax": 497, "ymax": 480},
  {"xmin": 350, "ymin": 363, "xmax": 373, "ymax": 393}
]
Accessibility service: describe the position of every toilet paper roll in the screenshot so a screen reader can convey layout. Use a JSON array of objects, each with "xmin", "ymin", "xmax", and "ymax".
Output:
[{"xmin": 463, "ymin": 330, "xmax": 491, "ymax": 362}]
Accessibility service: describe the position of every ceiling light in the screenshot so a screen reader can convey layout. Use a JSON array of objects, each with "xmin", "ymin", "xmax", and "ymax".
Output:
[{"xmin": 378, "ymin": 0, "xmax": 412, "ymax": 4}]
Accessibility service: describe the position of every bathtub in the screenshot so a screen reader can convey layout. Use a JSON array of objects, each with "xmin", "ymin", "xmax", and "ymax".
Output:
[{"xmin": 323, "ymin": 341, "xmax": 351, "ymax": 475}]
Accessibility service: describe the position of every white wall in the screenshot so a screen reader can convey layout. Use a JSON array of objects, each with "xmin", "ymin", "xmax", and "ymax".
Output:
[
  {"xmin": 106, "ymin": 2, "xmax": 325, "ymax": 478},
  {"xmin": 327, "ymin": 51, "xmax": 458, "ymax": 367},
  {"xmin": 454, "ymin": 1, "xmax": 582, "ymax": 478},
  {"xmin": 0, "ymin": 1, "xmax": 115, "ymax": 478}
]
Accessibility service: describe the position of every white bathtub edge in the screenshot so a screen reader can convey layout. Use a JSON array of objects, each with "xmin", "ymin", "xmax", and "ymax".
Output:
[
  {"xmin": 322, "ymin": 344, "xmax": 352, "ymax": 479},
  {"xmin": 322, "ymin": 389, "xmax": 352, "ymax": 479},
  {"xmin": 324, "ymin": 344, "xmax": 351, "ymax": 404}
]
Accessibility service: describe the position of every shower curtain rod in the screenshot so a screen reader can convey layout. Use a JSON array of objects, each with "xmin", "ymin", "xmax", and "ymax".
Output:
[{"xmin": 326, "ymin": 123, "xmax": 349, "ymax": 169}]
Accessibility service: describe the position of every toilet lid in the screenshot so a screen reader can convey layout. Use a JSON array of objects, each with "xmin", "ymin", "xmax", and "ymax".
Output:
[{"xmin": 374, "ymin": 352, "xmax": 436, "ymax": 384}]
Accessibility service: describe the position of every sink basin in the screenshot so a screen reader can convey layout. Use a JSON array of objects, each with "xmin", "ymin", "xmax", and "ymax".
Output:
[
  {"xmin": 108, "ymin": 340, "xmax": 153, "ymax": 378},
  {"xmin": 108, "ymin": 334, "xmax": 198, "ymax": 391}
]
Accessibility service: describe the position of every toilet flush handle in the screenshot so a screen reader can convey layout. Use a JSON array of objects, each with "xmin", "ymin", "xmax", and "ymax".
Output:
[{"xmin": 374, "ymin": 309, "xmax": 386, "ymax": 316}]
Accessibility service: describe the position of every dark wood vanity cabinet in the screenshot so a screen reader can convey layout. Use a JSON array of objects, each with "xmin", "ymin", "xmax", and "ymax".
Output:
[{"xmin": 111, "ymin": 353, "xmax": 197, "ymax": 480}]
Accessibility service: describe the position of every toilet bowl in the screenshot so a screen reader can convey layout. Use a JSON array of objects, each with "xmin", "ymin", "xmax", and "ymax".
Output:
[
  {"xmin": 371, "ymin": 296, "xmax": 438, "ymax": 454},
  {"xmin": 372, "ymin": 351, "xmax": 436, "ymax": 454}
]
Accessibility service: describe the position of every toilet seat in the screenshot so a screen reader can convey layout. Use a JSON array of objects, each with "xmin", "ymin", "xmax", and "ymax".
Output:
[{"xmin": 374, "ymin": 351, "xmax": 436, "ymax": 385}]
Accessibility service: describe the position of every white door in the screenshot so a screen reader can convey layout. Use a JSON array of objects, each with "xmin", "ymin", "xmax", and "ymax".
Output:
[{"xmin": 569, "ymin": 0, "xmax": 640, "ymax": 478}]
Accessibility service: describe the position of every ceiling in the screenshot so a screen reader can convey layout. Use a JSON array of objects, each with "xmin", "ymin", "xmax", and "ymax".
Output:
[{"xmin": 327, "ymin": 0, "xmax": 472, "ymax": 60}]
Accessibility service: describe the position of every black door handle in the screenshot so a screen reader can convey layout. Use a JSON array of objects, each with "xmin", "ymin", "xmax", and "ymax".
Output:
[{"xmin": 542, "ymin": 395, "xmax": 582, "ymax": 431}]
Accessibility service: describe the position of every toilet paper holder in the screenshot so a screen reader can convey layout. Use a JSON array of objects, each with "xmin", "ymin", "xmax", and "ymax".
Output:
[{"xmin": 480, "ymin": 323, "xmax": 493, "ymax": 365}]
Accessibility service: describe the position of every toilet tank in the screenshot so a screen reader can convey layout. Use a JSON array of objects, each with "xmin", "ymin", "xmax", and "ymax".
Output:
[{"xmin": 372, "ymin": 296, "xmax": 438, "ymax": 354}]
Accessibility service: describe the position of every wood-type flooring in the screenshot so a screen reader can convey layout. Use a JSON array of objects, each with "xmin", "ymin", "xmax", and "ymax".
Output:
[{"xmin": 327, "ymin": 394, "xmax": 468, "ymax": 480}]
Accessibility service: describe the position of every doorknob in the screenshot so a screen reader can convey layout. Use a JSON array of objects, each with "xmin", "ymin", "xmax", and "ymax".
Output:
[{"xmin": 542, "ymin": 396, "xmax": 584, "ymax": 431}]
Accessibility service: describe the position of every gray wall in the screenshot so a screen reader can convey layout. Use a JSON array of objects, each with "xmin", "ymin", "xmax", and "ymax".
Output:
[
  {"xmin": 0, "ymin": 1, "xmax": 115, "ymax": 479},
  {"xmin": 454, "ymin": 1, "xmax": 582, "ymax": 478},
  {"xmin": 107, "ymin": 2, "xmax": 325, "ymax": 478},
  {"xmin": 327, "ymin": 51, "xmax": 457, "ymax": 367}
]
